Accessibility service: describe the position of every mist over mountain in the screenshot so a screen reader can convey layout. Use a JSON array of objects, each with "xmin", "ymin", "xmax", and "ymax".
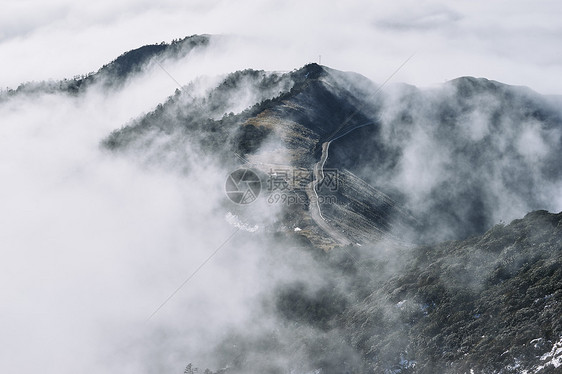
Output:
[
  {"xmin": 194, "ymin": 210, "xmax": 562, "ymax": 374},
  {"xmin": 0, "ymin": 34, "xmax": 211, "ymax": 98},
  {"xmin": 104, "ymin": 61, "xmax": 562, "ymax": 245},
  {"xmin": 2, "ymin": 36, "xmax": 562, "ymax": 374}
]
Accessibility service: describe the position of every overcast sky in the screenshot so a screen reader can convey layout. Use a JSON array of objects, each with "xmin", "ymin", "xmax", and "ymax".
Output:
[{"xmin": 1, "ymin": 0, "xmax": 562, "ymax": 93}]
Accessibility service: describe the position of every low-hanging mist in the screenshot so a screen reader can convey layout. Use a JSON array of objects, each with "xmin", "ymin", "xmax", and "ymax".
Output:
[{"xmin": 2, "ymin": 35, "xmax": 562, "ymax": 374}]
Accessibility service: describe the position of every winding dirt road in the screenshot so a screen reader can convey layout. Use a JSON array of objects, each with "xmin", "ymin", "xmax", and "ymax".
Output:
[{"xmin": 306, "ymin": 140, "xmax": 352, "ymax": 246}]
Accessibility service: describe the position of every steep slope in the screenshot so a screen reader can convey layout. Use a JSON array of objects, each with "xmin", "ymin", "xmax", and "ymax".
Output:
[{"xmin": 103, "ymin": 63, "xmax": 418, "ymax": 249}]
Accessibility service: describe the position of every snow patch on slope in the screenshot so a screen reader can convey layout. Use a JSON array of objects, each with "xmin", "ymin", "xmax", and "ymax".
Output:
[{"xmin": 225, "ymin": 212, "xmax": 259, "ymax": 232}]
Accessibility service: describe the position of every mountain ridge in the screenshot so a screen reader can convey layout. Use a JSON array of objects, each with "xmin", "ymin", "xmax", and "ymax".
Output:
[
  {"xmin": 102, "ymin": 60, "xmax": 562, "ymax": 246},
  {"xmin": 0, "ymin": 34, "xmax": 211, "ymax": 97}
]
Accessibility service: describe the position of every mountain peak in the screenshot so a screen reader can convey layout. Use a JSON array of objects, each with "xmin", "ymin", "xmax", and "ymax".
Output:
[{"xmin": 293, "ymin": 63, "xmax": 329, "ymax": 81}]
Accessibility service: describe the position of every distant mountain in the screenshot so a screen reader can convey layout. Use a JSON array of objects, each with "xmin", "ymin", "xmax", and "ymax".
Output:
[
  {"xmin": 96, "ymin": 34, "xmax": 210, "ymax": 85},
  {"xmin": 104, "ymin": 63, "xmax": 562, "ymax": 246},
  {"xmin": 323, "ymin": 74, "xmax": 562, "ymax": 242},
  {"xmin": 0, "ymin": 34, "xmax": 211, "ymax": 97}
]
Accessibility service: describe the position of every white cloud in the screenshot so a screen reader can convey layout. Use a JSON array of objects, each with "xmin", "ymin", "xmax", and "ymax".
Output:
[
  {"xmin": 0, "ymin": 67, "xmax": 289, "ymax": 372},
  {"xmin": 1, "ymin": 0, "xmax": 562, "ymax": 92}
]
